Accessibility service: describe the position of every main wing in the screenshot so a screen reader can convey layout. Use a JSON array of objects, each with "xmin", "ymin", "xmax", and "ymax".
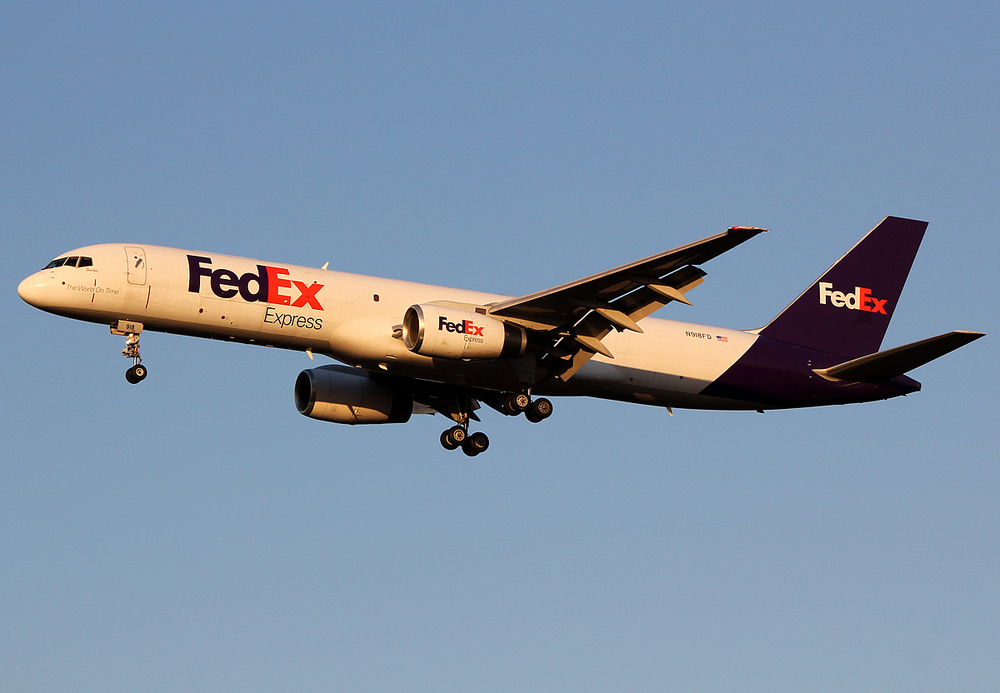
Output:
[{"xmin": 488, "ymin": 225, "xmax": 766, "ymax": 382}]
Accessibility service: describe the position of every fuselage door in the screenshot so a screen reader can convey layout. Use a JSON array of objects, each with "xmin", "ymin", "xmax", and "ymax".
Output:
[{"xmin": 125, "ymin": 246, "xmax": 147, "ymax": 285}]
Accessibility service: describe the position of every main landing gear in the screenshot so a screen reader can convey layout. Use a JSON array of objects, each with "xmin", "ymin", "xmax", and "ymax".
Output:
[
  {"xmin": 440, "ymin": 425, "xmax": 490, "ymax": 457},
  {"xmin": 112, "ymin": 320, "xmax": 147, "ymax": 384},
  {"xmin": 499, "ymin": 392, "xmax": 553, "ymax": 423},
  {"xmin": 437, "ymin": 392, "xmax": 553, "ymax": 457}
]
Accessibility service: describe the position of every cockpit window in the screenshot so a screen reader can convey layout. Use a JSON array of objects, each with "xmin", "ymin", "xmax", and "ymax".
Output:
[{"xmin": 42, "ymin": 256, "xmax": 93, "ymax": 270}]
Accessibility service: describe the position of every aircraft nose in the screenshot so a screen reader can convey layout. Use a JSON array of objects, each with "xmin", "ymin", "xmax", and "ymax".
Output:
[{"xmin": 17, "ymin": 273, "xmax": 48, "ymax": 307}]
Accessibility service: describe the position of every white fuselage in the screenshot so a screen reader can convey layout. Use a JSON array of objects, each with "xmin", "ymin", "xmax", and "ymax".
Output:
[{"xmin": 19, "ymin": 243, "xmax": 762, "ymax": 410}]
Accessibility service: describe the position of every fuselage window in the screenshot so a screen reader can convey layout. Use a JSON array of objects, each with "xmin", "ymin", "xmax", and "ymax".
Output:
[{"xmin": 44, "ymin": 258, "xmax": 67, "ymax": 269}]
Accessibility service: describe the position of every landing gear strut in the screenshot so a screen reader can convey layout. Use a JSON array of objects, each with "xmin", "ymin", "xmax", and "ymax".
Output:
[
  {"xmin": 434, "ymin": 389, "xmax": 493, "ymax": 457},
  {"xmin": 112, "ymin": 320, "xmax": 147, "ymax": 384}
]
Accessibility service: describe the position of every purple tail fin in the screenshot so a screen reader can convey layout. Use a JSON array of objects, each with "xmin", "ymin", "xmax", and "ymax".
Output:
[{"xmin": 758, "ymin": 216, "xmax": 927, "ymax": 358}]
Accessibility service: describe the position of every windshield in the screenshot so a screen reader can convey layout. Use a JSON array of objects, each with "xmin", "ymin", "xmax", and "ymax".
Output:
[{"xmin": 43, "ymin": 256, "xmax": 93, "ymax": 270}]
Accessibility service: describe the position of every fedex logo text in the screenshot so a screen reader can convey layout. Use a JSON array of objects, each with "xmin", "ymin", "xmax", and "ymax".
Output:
[
  {"xmin": 438, "ymin": 316, "xmax": 485, "ymax": 337},
  {"xmin": 187, "ymin": 256, "xmax": 324, "ymax": 310},
  {"xmin": 818, "ymin": 282, "xmax": 887, "ymax": 315}
]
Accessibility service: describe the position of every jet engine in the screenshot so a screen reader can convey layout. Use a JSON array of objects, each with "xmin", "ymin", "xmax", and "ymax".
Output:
[
  {"xmin": 294, "ymin": 365, "xmax": 412, "ymax": 425},
  {"xmin": 402, "ymin": 304, "xmax": 526, "ymax": 360}
]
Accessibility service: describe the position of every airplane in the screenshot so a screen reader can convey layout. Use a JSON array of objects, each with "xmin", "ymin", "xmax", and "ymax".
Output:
[{"xmin": 17, "ymin": 216, "xmax": 983, "ymax": 456}]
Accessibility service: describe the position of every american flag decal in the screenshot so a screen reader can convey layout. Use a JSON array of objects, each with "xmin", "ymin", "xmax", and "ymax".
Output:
[{"xmin": 716, "ymin": 335, "xmax": 728, "ymax": 342}]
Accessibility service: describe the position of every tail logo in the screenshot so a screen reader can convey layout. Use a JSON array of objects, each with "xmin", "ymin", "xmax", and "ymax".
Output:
[{"xmin": 818, "ymin": 281, "xmax": 888, "ymax": 315}]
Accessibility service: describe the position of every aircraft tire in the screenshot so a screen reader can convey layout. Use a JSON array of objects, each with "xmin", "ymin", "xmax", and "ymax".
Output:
[
  {"xmin": 125, "ymin": 366, "xmax": 139, "ymax": 384},
  {"xmin": 531, "ymin": 397, "xmax": 553, "ymax": 420},
  {"xmin": 440, "ymin": 430, "xmax": 459, "ymax": 450},
  {"xmin": 500, "ymin": 395, "xmax": 518, "ymax": 416},
  {"xmin": 513, "ymin": 392, "xmax": 530, "ymax": 412},
  {"xmin": 469, "ymin": 431, "xmax": 489, "ymax": 454},
  {"xmin": 133, "ymin": 364, "xmax": 147, "ymax": 381}
]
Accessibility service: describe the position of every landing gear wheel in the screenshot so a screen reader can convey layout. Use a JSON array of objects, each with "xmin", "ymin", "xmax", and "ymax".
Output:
[
  {"xmin": 440, "ymin": 430, "xmax": 459, "ymax": 450},
  {"xmin": 441, "ymin": 425, "xmax": 468, "ymax": 450},
  {"xmin": 530, "ymin": 397, "xmax": 552, "ymax": 419},
  {"xmin": 468, "ymin": 431, "xmax": 489, "ymax": 455},
  {"xmin": 461, "ymin": 432, "xmax": 489, "ymax": 457},
  {"xmin": 125, "ymin": 363, "xmax": 148, "ymax": 384},
  {"xmin": 525, "ymin": 398, "xmax": 552, "ymax": 423},
  {"xmin": 500, "ymin": 395, "xmax": 517, "ymax": 416},
  {"xmin": 500, "ymin": 392, "xmax": 531, "ymax": 416}
]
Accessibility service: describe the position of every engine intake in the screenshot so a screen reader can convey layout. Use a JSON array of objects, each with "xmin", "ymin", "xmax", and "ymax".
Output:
[
  {"xmin": 294, "ymin": 365, "xmax": 412, "ymax": 425},
  {"xmin": 402, "ymin": 304, "xmax": 526, "ymax": 360}
]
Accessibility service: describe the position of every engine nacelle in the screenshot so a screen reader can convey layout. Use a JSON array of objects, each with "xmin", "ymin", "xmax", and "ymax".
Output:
[
  {"xmin": 294, "ymin": 365, "xmax": 412, "ymax": 425},
  {"xmin": 402, "ymin": 304, "xmax": 526, "ymax": 360}
]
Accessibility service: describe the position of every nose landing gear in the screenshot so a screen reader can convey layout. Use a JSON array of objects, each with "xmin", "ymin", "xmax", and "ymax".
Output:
[{"xmin": 112, "ymin": 320, "xmax": 147, "ymax": 384}]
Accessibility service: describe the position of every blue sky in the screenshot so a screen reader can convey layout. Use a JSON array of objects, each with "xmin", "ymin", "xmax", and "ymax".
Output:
[{"xmin": 2, "ymin": 2, "xmax": 997, "ymax": 691}]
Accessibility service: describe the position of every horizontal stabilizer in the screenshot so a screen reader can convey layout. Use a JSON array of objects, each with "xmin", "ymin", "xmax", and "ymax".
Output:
[{"xmin": 814, "ymin": 331, "xmax": 984, "ymax": 382}]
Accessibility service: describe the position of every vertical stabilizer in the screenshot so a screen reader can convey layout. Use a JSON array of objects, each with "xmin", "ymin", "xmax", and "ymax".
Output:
[{"xmin": 758, "ymin": 217, "xmax": 927, "ymax": 358}]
